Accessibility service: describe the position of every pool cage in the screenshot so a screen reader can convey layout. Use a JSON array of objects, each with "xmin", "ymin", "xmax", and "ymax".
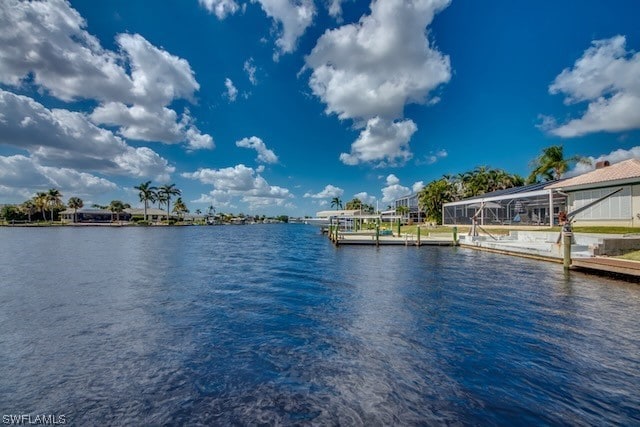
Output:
[{"xmin": 442, "ymin": 181, "xmax": 567, "ymax": 227}]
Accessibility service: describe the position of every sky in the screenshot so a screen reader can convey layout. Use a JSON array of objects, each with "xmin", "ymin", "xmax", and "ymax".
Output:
[{"xmin": 1, "ymin": 0, "xmax": 639, "ymax": 216}]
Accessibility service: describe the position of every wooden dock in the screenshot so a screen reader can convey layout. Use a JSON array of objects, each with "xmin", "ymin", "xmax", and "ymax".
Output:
[
  {"xmin": 327, "ymin": 230, "xmax": 457, "ymax": 246},
  {"xmin": 571, "ymin": 257, "xmax": 640, "ymax": 278}
]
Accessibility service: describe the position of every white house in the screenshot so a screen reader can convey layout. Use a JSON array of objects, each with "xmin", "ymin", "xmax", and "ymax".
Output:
[{"xmin": 546, "ymin": 159, "xmax": 640, "ymax": 227}]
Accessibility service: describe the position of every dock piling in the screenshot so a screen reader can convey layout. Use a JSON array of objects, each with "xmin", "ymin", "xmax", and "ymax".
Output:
[{"xmin": 563, "ymin": 228, "xmax": 572, "ymax": 269}]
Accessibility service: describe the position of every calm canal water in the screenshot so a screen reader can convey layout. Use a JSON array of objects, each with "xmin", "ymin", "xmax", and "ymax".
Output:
[{"xmin": 0, "ymin": 224, "xmax": 639, "ymax": 425}]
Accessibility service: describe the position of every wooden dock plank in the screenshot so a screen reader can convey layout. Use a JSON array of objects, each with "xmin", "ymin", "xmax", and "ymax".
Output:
[{"xmin": 571, "ymin": 257, "xmax": 640, "ymax": 277}]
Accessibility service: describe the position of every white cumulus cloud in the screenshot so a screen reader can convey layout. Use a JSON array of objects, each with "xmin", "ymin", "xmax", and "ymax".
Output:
[
  {"xmin": 305, "ymin": 0, "xmax": 451, "ymax": 165},
  {"xmin": 182, "ymin": 164, "xmax": 292, "ymax": 210},
  {"xmin": 199, "ymin": 0, "xmax": 240, "ymax": 19},
  {"xmin": 546, "ymin": 35, "xmax": 640, "ymax": 137},
  {"xmin": 381, "ymin": 174, "xmax": 420, "ymax": 203},
  {"xmin": 244, "ymin": 58, "xmax": 258, "ymax": 85},
  {"xmin": 0, "ymin": 0, "xmax": 132, "ymax": 102},
  {"xmin": 0, "ymin": 1, "xmax": 213, "ymax": 151},
  {"xmin": 236, "ymin": 136, "xmax": 279, "ymax": 163},
  {"xmin": 412, "ymin": 181, "xmax": 425, "ymax": 193},
  {"xmin": 253, "ymin": 0, "xmax": 316, "ymax": 60},
  {"xmin": 304, "ymin": 184, "xmax": 344, "ymax": 199},
  {"xmin": 566, "ymin": 146, "xmax": 640, "ymax": 177},
  {"xmin": 0, "ymin": 89, "xmax": 174, "ymax": 181},
  {"xmin": 353, "ymin": 191, "xmax": 376, "ymax": 206},
  {"xmin": 327, "ymin": 0, "xmax": 347, "ymax": 19},
  {"xmin": 417, "ymin": 148, "xmax": 448, "ymax": 165},
  {"xmin": 0, "ymin": 154, "xmax": 118, "ymax": 200},
  {"xmin": 225, "ymin": 78, "xmax": 238, "ymax": 102},
  {"xmin": 339, "ymin": 117, "xmax": 417, "ymax": 166}
]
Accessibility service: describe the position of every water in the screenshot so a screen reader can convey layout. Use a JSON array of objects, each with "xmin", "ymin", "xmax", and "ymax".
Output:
[{"xmin": 0, "ymin": 225, "xmax": 639, "ymax": 425}]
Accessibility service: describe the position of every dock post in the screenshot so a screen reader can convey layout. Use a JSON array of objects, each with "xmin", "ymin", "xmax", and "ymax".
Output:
[
  {"xmin": 375, "ymin": 224, "xmax": 380, "ymax": 246},
  {"xmin": 453, "ymin": 226, "xmax": 458, "ymax": 245},
  {"xmin": 563, "ymin": 227, "xmax": 572, "ymax": 269},
  {"xmin": 417, "ymin": 226, "xmax": 421, "ymax": 246}
]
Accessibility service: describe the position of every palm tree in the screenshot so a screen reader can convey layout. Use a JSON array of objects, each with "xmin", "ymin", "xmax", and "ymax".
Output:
[
  {"xmin": 527, "ymin": 145, "xmax": 587, "ymax": 184},
  {"xmin": 46, "ymin": 188, "xmax": 63, "ymax": 223},
  {"xmin": 195, "ymin": 208, "xmax": 202, "ymax": 216},
  {"xmin": 67, "ymin": 197, "xmax": 84, "ymax": 223},
  {"xmin": 331, "ymin": 197, "xmax": 343, "ymax": 210},
  {"xmin": 157, "ymin": 184, "xmax": 181, "ymax": 222},
  {"xmin": 20, "ymin": 200, "xmax": 36, "ymax": 223},
  {"xmin": 34, "ymin": 192, "xmax": 48, "ymax": 221},
  {"xmin": 172, "ymin": 197, "xmax": 188, "ymax": 220},
  {"xmin": 396, "ymin": 205, "xmax": 410, "ymax": 222},
  {"xmin": 134, "ymin": 181, "xmax": 157, "ymax": 222},
  {"xmin": 108, "ymin": 200, "xmax": 128, "ymax": 222}
]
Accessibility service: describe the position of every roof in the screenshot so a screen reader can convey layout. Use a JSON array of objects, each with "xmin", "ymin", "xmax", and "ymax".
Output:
[
  {"xmin": 478, "ymin": 180, "xmax": 561, "ymax": 199},
  {"xmin": 125, "ymin": 208, "xmax": 170, "ymax": 216},
  {"xmin": 316, "ymin": 209, "xmax": 360, "ymax": 217},
  {"xmin": 443, "ymin": 180, "xmax": 564, "ymax": 207},
  {"xmin": 59, "ymin": 208, "xmax": 113, "ymax": 215},
  {"xmin": 545, "ymin": 159, "xmax": 640, "ymax": 190}
]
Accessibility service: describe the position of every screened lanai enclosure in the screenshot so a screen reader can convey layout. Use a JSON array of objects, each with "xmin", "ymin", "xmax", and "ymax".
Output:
[{"xmin": 442, "ymin": 181, "xmax": 567, "ymax": 227}]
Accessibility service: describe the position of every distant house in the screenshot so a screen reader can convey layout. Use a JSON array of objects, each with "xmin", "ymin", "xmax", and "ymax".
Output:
[
  {"xmin": 125, "ymin": 208, "xmax": 172, "ymax": 222},
  {"xmin": 59, "ymin": 208, "xmax": 131, "ymax": 223},
  {"xmin": 546, "ymin": 159, "xmax": 640, "ymax": 227},
  {"xmin": 394, "ymin": 193, "xmax": 422, "ymax": 224},
  {"xmin": 315, "ymin": 209, "xmax": 361, "ymax": 218},
  {"xmin": 60, "ymin": 207, "xmax": 175, "ymax": 223}
]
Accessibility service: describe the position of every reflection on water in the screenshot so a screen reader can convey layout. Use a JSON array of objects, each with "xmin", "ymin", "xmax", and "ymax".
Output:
[{"xmin": 0, "ymin": 225, "xmax": 639, "ymax": 424}]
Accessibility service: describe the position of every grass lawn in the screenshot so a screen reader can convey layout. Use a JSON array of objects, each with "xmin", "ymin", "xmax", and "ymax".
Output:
[{"xmin": 615, "ymin": 250, "xmax": 640, "ymax": 261}]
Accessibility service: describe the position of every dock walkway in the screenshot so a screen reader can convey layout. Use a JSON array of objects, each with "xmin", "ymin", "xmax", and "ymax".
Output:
[
  {"xmin": 571, "ymin": 257, "xmax": 640, "ymax": 277},
  {"xmin": 328, "ymin": 230, "xmax": 456, "ymax": 246}
]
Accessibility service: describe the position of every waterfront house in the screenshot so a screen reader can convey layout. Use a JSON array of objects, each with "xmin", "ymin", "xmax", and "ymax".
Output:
[
  {"xmin": 124, "ymin": 208, "xmax": 172, "ymax": 222},
  {"xmin": 441, "ymin": 181, "xmax": 567, "ymax": 227},
  {"xmin": 59, "ymin": 208, "xmax": 131, "ymax": 223},
  {"xmin": 441, "ymin": 158, "xmax": 640, "ymax": 227},
  {"xmin": 546, "ymin": 159, "xmax": 640, "ymax": 227},
  {"xmin": 394, "ymin": 193, "xmax": 422, "ymax": 224}
]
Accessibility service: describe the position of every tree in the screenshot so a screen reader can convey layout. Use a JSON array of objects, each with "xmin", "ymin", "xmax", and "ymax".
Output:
[
  {"xmin": 1, "ymin": 205, "xmax": 25, "ymax": 223},
  {"xmin": 46, "ymin": 188, "xmax": 63, "ymax": 222},
  {"xmin": 20, "ymin": 200, "xmax": 36, "ymax": 223},
  {"xmin": 172, "ymin": 197, "xmax": 188, "ymax": 220},
  {"xmin": 396, "ymin": 205, "xmax": 410, "ymax": 223},
  {"xmin": 134, "ymin": 181, "xmax": 157, "ymax": 222},
  {"xmin": 527, "ymin": 145, "xmax": 586, "ymax": 184},
  {"xmin": 108, "ymin": 200, "xmax": 128, "ymax": 222},
  {"xmin": 67, "ymin": 197, "xmax": 84, "ymax": 223},
  {"xmin": 345, "ymin": 198, "xmax": 363, "ymax": 211},
  {"xmin": 419, "ymin": 178, "xmax": 456, "ymax": 224},
  {"xmin": 157, "ymin": 183, "xmax": 181, "ymax": 222},
  {"xmin": 34, "ymin": 192, "xmax": 48, "ymax": 221},
  {"xmin": 331, "ymin": 197, "xmax": 343, "ymax": 210},
  {"xmin": 195, "ymin": 208, "xmax": 202, "ymax": 216}
]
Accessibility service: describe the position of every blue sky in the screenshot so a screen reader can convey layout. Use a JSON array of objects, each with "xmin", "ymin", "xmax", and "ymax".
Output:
[{"xmin": 1, "ymin": 0, "xmax": 639, "ymax": 216}]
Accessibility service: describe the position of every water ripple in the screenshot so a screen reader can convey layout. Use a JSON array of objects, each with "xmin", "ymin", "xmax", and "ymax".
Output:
[{"xmin": 0, "ymin": 225, "xmax": 639, "ymax": 425}]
